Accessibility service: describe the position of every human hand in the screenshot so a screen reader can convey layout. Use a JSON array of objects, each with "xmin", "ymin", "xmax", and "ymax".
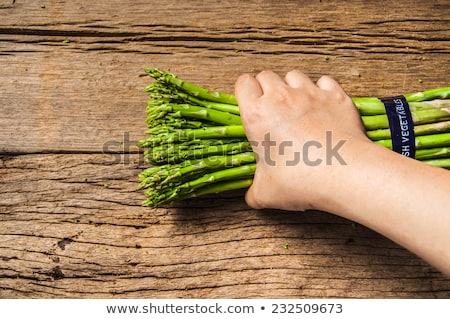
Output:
[
  {"xmin": 236, "ymin": 70, "xmax": 450, "ymax": 275},
  {"xmin": 235, "ymin": 70, "xmax": 370, "ymax": 211}
]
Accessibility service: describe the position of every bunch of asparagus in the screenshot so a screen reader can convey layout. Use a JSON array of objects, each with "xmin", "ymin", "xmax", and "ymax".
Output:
[{"xmin": 137, "ymin": 68, "xmax": 450, "ymax": 207}]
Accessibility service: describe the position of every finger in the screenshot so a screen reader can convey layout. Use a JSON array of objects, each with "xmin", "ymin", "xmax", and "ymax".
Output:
[
  {"xmin": 284, "ymin": 69, "xmax": 315, "ymax": 89},
  {"xmin": 316, "ymin": 75, "xmax": 345, "ymax": 93},
  {"xmin": 317, "ymin": 75, "xmax": 354, "ymax": 107},
  {"xmin": 255, "ymin": 70, "xmax": 286, "ymax": 94},
  {"xmin": 235, "ymin": 73, "xmax": 263, "ymax": 107}
]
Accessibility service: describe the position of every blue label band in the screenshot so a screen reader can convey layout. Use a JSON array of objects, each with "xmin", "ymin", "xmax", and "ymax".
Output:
[{"xmin": 380, "ymin": 96, "xmax": 416, "ymax": 158}]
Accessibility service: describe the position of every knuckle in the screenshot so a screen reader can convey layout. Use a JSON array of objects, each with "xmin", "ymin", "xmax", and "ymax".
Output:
[
  {"xmin": 335, "ymin": 90, "xmax": 352, "ymax": 104},
  {"xmin": 241, "ymin": 100, "xmax": 263, "ymax": 123},
  {"xmin": 271, "ymin": 86, "xmax": 293, "ymax": 105}
]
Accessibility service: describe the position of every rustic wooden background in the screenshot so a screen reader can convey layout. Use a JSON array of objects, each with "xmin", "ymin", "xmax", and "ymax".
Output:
[{"xmin": 1, "ymin": 0, "xmax": 449, "ymax": 298}]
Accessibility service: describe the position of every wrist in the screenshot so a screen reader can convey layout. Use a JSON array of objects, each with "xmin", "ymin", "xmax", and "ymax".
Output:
[{"xmin": 309, "ymin": 137, "xmax": 383, "ymax": 214}]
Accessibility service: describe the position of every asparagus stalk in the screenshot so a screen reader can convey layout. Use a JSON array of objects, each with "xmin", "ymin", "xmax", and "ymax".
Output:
[
  {"xmin": 139, "ymin": 125, "xmax": 246, "ymax": 146},
  {"xmin": 143, "ymin": 164, "xmax": 256, "ymax": 207},
  {"xmin": 145, "ymin": 81, "xmax": 241, "ymax": 114},
  {"xmin": 415, "ymin": 147, "xmax": 450, "ymax": 160},
  {"xmin": 142, "ymin": 178, "xmax": 254, "ymax": 207},
  {"xmin": 145, "ymin": 68, "xmax": 238, "ymax": 106},
  {"xmin": 361, "ymin": 108, "xmax": 450, "ymax": 130},
  {"xmin": 422, "ymin": 158, "xmax": 450, "ymax": 169},
  {"xmin": 146, "ymin": 102, "xmax": 242, "ymax": 126},
  {"xmin": 353, "ymin": 88, "xmax": 450, "ymax": 115},
  {"xmin": 366, "ymin": 120, "xmax": 450, "ymax": 140},
  {"xmin": 405, "ymin": 87, "xmax": 450, "ymax": 102},
  {"xmin": 139, "ymin": 152, "xmax": 255, "ymax": 190},
  {"xmin": 374, "ymin": 133, "xmax": 450, "ymax": 149},
  {"xmin": 145, "ymin": 141, "xmax": 252, "ymax": 164}
]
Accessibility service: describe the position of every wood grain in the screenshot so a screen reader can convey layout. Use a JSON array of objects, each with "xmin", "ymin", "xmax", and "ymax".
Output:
[
  {"xmin": 1, "ymin": 0, "xmax": 449, "ymax": 153},
  {"xmin": 1, "ymin": 153, "xmax": 449, "ymax": 298},
  {"xmin": 1, "ymin": 0, "xmax": 449, "ymax": 298}
]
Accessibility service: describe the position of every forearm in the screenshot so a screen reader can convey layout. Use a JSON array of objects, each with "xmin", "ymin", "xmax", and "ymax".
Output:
[{"xmin": 324, "ymin": 139, "xmax": 450, "ymax": 275}]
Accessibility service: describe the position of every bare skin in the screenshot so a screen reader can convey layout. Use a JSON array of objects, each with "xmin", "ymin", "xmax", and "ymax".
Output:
[{"xmin": 235, "ymin": 70, "xmax": 450, "ymax": 276}]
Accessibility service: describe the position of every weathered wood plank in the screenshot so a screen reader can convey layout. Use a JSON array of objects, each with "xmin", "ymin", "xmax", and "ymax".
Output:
[
  {"xmin": 1, "ymin": 153, "xmax": 449, "ymax": 298},
  {"xmin": 0, "ymin": 0, "xmax": 449, "ymax": 153},
  {"xmin": 1, "ymin": 0, "xmax": 450, "ymax": 298}
]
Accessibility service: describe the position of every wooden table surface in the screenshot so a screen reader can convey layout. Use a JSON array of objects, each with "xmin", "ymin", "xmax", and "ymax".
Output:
[{"xmin": 1, "ymin": 0, "xmax": 450, "ymax": 298}]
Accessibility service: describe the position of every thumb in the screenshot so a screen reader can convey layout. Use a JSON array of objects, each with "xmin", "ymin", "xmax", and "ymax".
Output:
[{"xmin": 245, "ymin": 184, "xmax": 263, "ymax": 209}]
